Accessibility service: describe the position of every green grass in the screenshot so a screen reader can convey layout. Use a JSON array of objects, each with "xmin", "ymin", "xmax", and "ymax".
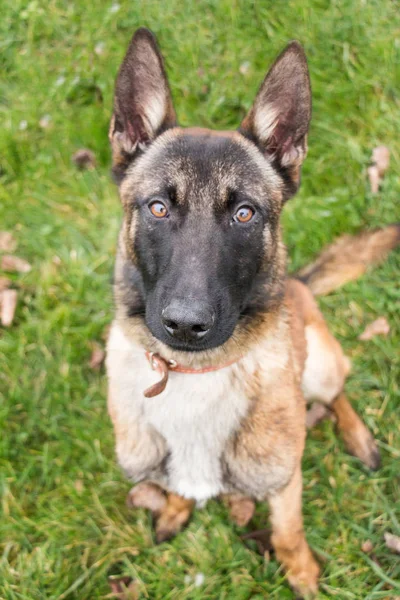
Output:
[{"xmin": 1, "ymin": 1, "xmax": 399, "ymax": 598}]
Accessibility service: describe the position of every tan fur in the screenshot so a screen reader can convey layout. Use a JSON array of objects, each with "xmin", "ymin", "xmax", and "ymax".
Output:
[
  {"xmin": 222, "ymin": 494, "xmax": 255, "ymax": 527},
  {"xmin": 331, "ymin": 393, "xmax": 380, "ymax": 470},
  {"xmin": 269, "ymin": 466, "xmax": 320, "ymax": 595},
  {"xmin": 127, "ymin": 482, "xmax": 194, "ymax": 542},
  {"xmin": 297, "ymin": 224, "xmax": 400, "ymax": 295}
]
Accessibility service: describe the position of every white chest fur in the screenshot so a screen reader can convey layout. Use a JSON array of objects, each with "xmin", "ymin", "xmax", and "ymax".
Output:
[{"xmin": 106, "ymin": 323, "xmax": 250, "ymax": 503}]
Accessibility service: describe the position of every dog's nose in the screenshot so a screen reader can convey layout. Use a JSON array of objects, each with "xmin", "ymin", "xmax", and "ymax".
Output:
[{"xmin": 162, "ymin": 300, "xmax": 215, "ymax": 342}]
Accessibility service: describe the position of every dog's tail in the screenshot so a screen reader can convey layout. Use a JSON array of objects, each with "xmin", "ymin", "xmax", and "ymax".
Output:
[{"xmin": 296, "ymin": 224, "xmax": 400, "ymax": 296}]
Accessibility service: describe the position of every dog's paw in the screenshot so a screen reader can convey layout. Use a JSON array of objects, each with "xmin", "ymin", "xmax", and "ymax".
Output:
[
  {"xmin": 287, "ymin": 557, "xmax": 320, "ymax": 599},
  {"xmin": 155, "ymin": 494, "xmax": 194, "ymax": 543},
  {"xmin": 126, "ymin": 482, "xmax": 167, "ymax": 514},
  {"xmin": 341, "ymin": 425, "xmax": 381, "ymax": 471},
  {"xmin": 223, "ymin": 494, "xmax": 255, "ymax": 527}
]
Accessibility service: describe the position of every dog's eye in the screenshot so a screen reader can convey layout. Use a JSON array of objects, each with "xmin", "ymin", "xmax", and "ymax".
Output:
[
  {"xmin": 149, "ymin": 201, "xmax": 168, "ymax": 219},
  {"xmin": 233, "ymin": 206, "xmax": 254, "ymax": 223}
]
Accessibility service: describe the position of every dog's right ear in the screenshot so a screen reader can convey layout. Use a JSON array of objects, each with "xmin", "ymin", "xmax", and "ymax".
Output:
[{"xmin": 110, "ymin": 28, "xmax": 176, "ymax": 182}]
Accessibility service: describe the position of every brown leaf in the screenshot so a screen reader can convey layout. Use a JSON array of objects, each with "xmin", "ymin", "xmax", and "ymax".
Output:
[
  {"xmin": 1, "ymin": 289, "xmax": 18, "ymax": 326},
  {"xmin": 74, "ymin": 479, "xmax": 84, "ymax": 494},
  {"xmin": 72, "ymin": 149, "xmax": 96, "ymax": 170},
  {"xmin": 239, "ymin": 61, "xmax": 250, "ymax": 75},
  {"xmin": 240, "ymin": 528, "xmax": 273, "ymax": 556},
  {"xmin": 107, "ymin": 576, "xmax": 139, "ymax": 599},
  {"xmin": 0, "ymin": 231, "xmax": 17, "ymax": 252},
  {"xmin": 88, "ymin": 342, "xmax": 105, "ymax": 370},
  {"xmin": 368, "ymin": 146, "xmax": 390, "ymax": 193},
  {"xmin": 358, "ymin": 317, "xmax": 390, "ymax": 341},
  {"xmin": 0, "ymin": 277, "xmax": 11, "ymax": 292},
  {"xmin": 306, "ymin": 403, "xmax": 330, "ymax": 429},
  {"xmin": 384, "ymin": 532, "xmax": 400, "ymax": 554},
  {"xmin": 361, "ymin": 539, "xmax": 373, "ymax": 554},
  {"xmin": 1, "ymin": 255, "xmax": 31, "ymax": 273}
]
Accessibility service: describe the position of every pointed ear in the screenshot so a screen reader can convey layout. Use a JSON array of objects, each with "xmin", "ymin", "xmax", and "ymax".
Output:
[
  {"xmin": 109, "ymin": 28, "xmax": 176, "ymax": 181},
  {"xmin": 239, "ymin": 41, "xmax": 311, "ymax": 200}
]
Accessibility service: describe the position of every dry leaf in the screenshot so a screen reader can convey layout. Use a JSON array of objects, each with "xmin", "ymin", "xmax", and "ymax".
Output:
[
  {"xmin": 358, "ymin": 317, "xmax": 390, "ymax": 341},
  {"xmin": 39, "ymin": 114, "xmax": 52, "ymax": 129},
  {"xmin": 1, "ymin": 255, "xmax": 31, "ymax": 273},
  {"xmin": 306, "ymin": 403, "xmax": 330, "ymax": 429},
  {"xmin": 384, "ymin": 532, "xmax": 400, "ymax": 554},
  {"xmin": 361, "ymin": 540, "xmax": 373, "ymax": 554},
  {"xmin": 88, "ymin": 342, "xmax": 105, "ymax": 370},
  {"xmin": 72, "ymin": 149, "xmax": 96, "ymax": 170},
  {"xmin": 1, "ymin": 289, "xmax": 18, "ymax": 326},
  {"xmin": 74, "ymin": 479, "xmax": 84, "ymax": 494},
  {"xmin": 0, "ymin": 277, "xmax": 11, "ymax": 292},
  {"xmin": 107, "ymin": 576, "xmax": 139, "ymax": 599},
  {"xmin": 368, "ymin": 146, "xmax": 390, "ymax": 193},
  {"xmin": 239, "ymin": 61, "xmax": 250, "ymax": 75},
  {"xmin": 241, "ymin": 528, "xmax": 273, "ymax": 556},
  {"xmin": 0, "ymin": 231, "xmax": 17, "ymax": 252}
]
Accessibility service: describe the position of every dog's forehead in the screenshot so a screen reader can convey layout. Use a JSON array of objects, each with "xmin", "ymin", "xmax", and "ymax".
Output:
[{"xmin": 121, "ymin": 127, "xmax": 282, "ymax": 204}]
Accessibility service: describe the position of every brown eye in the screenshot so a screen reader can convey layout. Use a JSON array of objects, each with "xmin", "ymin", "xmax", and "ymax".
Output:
[
  {"xmin": 149, "ymin": 201, "xmax": 168, "ymax": 218},
  {"xmin": 234, "ymin": 206, "xmax": 254, "ymax": 223}
]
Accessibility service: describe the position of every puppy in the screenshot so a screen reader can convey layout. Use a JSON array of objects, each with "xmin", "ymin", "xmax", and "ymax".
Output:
[{"xmin": 106, "ymin": 28, "xmax": 399, "ymax": 596}]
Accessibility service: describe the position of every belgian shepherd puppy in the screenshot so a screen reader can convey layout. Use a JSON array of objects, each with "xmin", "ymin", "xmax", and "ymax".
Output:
[{"xmin": 106, "ymin": 28, "xmax": 399, "ymax": 596}]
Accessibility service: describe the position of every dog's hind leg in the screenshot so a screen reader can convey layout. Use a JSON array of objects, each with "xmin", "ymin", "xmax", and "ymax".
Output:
[
  {"xmin": 127, "ymin": 482, "xmax": 194, "ymax": 543},
  {"xmin": 289, "ymin": 279, "xmax": 381, "ymax": 470},
  {"xmin": 330, "ymin": 392, "xmax": 380, "ymax": 470}
]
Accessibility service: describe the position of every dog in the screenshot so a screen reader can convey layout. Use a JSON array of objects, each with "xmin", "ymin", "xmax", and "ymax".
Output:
[{"xmin": 106, "ymin": 28, "xmax": 399, "ymax": 596}]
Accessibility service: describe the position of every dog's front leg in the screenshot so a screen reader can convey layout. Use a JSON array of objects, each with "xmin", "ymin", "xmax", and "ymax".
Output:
[
  {"xmin": 128, "ymin": 482, "xmax": 195, "ymax": 543},
  {"xmin": 268, "ymin": 465, "xmax": 319, "ymax": 597}
]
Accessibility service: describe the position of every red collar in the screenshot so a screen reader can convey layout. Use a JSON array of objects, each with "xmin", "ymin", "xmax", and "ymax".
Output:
[{"xmin": 144, "ymin": 351, "xmax": 241, "ymax": 397}]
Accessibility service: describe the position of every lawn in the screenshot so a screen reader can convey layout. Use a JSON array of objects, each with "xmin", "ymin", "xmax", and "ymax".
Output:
[{"xmin": 0, "ymin": 0, "xmax": 399, "ymax": 598}]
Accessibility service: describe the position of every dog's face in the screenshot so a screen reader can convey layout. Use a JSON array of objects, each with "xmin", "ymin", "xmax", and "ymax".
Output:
[{"xmin": 110, "ymin": 29, "xmax": 311, "ymax": 352}]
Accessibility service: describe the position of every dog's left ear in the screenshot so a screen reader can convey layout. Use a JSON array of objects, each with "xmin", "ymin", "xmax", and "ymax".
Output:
[
  {"xmin": 239, "ymin": 41, "xmax": 311, "ymax": 200},
  {"xmin": 110, "ymin": 28, "xmax": 176, "ymax": 182}
]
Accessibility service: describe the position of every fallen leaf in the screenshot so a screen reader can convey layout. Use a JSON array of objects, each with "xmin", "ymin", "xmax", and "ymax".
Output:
[
  {"xmin": 107, "ymin": 576, "xmax": 139, "ymax": 599},
  {"xmin": 384, "ymin": 532, "xmax": 400, "ymax": 554},
  {"xmin": 72, "ymin": 149, "xmax": 96, "ymax": 170},
  {"xmin": 0, "ymin": 231, "xmax": 17, "ymax": 252},
  {"xmin": 74, "ymin": 479, "xmax": 84, "ymax": 494},
  {"xmin": 1, "ymin": 289, "xmax": 18, "ymax": 326},
  {"xmin": 241, "ymin": 528, "xmax": 273, "ymax": 556},
  {"xmin": 239, "ymin": 61, "xmax": 250, "ymax": 75},
  {"xmin": 1, "ymin": 255, "xmax": 31, "ymax": 273},
  {"xmin": 368, "ymin": 146, "xmax": 390, "ymax": 193},
  {"xmin": 94, "ymin": 41, "xmax": 105, "ymax": 56},
  {"xmin": 39, "ymin": 114, "xmax": 52, "ymax": 129},
  {"xmin": 88, "ymin": 342, "xmax": 105, "ymax": 370},
  {"xmin": 0, "ymin": 277, "xmax": 11, "ymax": 292},
  {"xmin": 358, "ymin": 317, "xmax": 390, "ymax": 341},
  {"xmin": 361, "ymin": 540, "xmax": 373, "ymax": 554},
  {"xmin": 306, "ymin": 403, "xmax": 330, "ymax": 429}
]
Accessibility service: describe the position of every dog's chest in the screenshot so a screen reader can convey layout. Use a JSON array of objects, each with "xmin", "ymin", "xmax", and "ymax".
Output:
[
  {"xmin": 107, "ymin": 324, "xmax": 250, "ymax": 503},
  {"xmin": 143, "ymin": 367, "xmax": 249, "ymax": 502}
]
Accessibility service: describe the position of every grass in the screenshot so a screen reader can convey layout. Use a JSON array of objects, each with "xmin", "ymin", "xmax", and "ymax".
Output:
[{"xmin": 0, "ymin": 0, "xmax": 399, "ymax": 598}]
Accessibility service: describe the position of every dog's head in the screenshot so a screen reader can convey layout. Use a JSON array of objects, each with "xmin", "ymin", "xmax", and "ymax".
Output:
[{"xmin": 110, "ymin": 28, "xmax": 311, "ymax": 352}]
